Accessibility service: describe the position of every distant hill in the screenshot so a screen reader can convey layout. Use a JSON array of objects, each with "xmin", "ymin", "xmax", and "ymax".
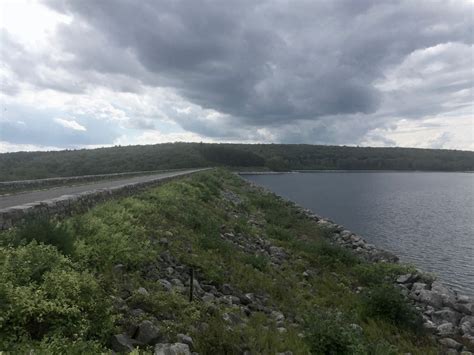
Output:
[{"xmin": 0, "ymin": 143, "xmax": 473, "ymax": 181}]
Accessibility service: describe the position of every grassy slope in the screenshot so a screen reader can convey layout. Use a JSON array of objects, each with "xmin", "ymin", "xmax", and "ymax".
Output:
[{"xmin": 0, "ymin": 169, "xmax": 439, "ymax": 354}]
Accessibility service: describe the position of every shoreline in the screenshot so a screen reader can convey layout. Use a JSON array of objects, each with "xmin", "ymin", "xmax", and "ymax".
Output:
[
  {"xmin": 243, "ymin": 177, "xmax": 474, "ymax": 352},
  {"xmin": 238, "ymin": 170, "xmax": 474, "ymax": 174}
]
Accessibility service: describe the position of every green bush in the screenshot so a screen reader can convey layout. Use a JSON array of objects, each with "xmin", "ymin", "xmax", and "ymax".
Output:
[
  {"xmin": 360, "ymin": 285, "xmax": 422, "ymax": 332},
  {"xmin": 241, "ymin": 254, "xmax": 268, "ymax": 271},
  {"xmin": 304, "ymin": 310, "xmax": 365, "ymax": 355},
  {"xmin": 354, "ymin": 263, "xmax": 412, "ymax": 287},
  {"xmin": 11, "ymin": 218, "xmax": 75, "ymax": 256},
  {"xmin": 0, "ymin": 243, "xmax": 115, "ymax": 349}
]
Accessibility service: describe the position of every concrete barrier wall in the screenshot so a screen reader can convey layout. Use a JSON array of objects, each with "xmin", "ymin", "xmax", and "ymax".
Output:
[{"xmin": 0, "ymin": 169, "xmax": 207, "ymax": 231}]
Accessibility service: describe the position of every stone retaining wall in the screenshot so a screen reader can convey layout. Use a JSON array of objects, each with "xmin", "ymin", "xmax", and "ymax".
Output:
[
  {"xmin": 0, "ymin": 169, "xmax": 189, "ymax": 193},
  {"xmin": 0, "ymin": 169, "xmax": 208, "ymax": 231}
]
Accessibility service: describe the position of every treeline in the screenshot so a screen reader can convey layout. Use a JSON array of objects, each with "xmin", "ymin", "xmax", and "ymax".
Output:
[{"xmin": 0, "ymin": 143, "xmax": 473, "ymax": 181}]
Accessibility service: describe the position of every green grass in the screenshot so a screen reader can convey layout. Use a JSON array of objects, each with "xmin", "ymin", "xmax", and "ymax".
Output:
[{"xmin": 0, "ymin": 168, "xmax": 439, "ymax": 354}]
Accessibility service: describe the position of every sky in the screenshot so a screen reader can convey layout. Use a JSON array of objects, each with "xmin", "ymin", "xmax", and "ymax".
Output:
[{"xmin": 0, "ymin": 0, "xmax": 473, "ymax": 152}]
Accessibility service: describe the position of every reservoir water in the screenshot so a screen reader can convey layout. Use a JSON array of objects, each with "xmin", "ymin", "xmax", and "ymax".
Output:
[{"xmin": 244, "ymin": 172, "xmax": 474, "ymax": 296}]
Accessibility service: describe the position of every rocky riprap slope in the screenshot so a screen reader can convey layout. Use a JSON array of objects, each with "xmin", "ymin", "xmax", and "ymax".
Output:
[
  {"xmin": 108, "ymin": 192, "xmax": 300, "ymax": 355},
  {"xmin": 299, "ymin": 208, "xmax": 474, "ymax": 354},
  {"xmin": 110, "ymin": 239, "xmax": 297, "ymax": 355}
]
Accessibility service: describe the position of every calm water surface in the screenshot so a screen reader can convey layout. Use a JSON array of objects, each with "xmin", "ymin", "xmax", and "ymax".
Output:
[{"xmin": 244, "ymin": 172, "xmax": 474, "ymax": 296}]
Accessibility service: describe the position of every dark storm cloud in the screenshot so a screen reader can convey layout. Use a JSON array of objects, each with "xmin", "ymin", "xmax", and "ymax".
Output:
[{"xmin": 42, "ymin": 0, "xmax": 472, "ymax": 129}]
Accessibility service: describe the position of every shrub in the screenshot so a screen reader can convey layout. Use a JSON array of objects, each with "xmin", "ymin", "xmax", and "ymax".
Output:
[
  {"xmin": 304, "ymin": 310, "xmax": 365, "ymax": 355},
  {"xmin": 354, "ymin": 263, "xmax": 413, "ymax": 287},
  {"xmin": 316, "ymin": 241, "xmax": 359, "ymax": 267},
  {"xmin": 0, "ymin": 243, "xmax": 115, "ymax": 349},
  {"xmin": 12, "ymin": 218, "xmax": 75, "ymax": 256},
  {"xmin": 241, "ymin": 254, "xmax": 268, "ymax": 272},
  {"xmin": 360, "ymin": 285, "xmax": 423, "ymax": 332}
]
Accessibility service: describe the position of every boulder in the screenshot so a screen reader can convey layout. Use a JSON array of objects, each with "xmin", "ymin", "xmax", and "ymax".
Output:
[
  {"xmin": 159, "ymin": 279, "xmax": 173, "ymax": 292},
  {"xmin": 271, "ymin": 311, "xmax": 285, "ymax": 322},
  {"xmin": 222, "ymin": 312, "xmax": 243, "ymax": 325},
  {"xmin": 410, "ymin": 289, "xmax": 443, "ymax": 308},
  {"xmin": 431, "ymin": 281, "xmax": 457, "ymax": 308},
  {"xmin": 176, "ymin": 334, "xmax": 194, "ymax": 350},
  {"xmin": 154, "ymin": 343, "xmax": 191, "ymax": 355},
  {"xmin": 438, "ymin": 338, "xmax": 463, "ymax": 351},
  {"xmin": 137, "ymin": 287, "xmax": 149, "ymax": 297},
  {"xmin": 240, "ymin": 293, "xmax": 254, "ymax": 305},
  {"xmin": 202, "ymin": 292, "xmax": 215, "ymax": 303},
  {"xmin": 396, "ymin": 274, "xmax": 414, "ymax": 284},
  {"xmin": 422, "ymin": 319, "xmax": 438, "ymax": 333},
  {"xmin": 110, "ymin": 334, "xmax": 140, "ymax": 353},
  {"xmin": 431, "ymin": 309, "xmax": 462, "ymax": 325},
  {"xmin": 135, "ymin": 320, "xmax": 161, "ymax": 345},
  {"xmin": 221, "ymin": 283, "xmax": 233, "ymax": 295},
  {"xmin": 454, "ymin": 302, "xmax": 474, "ymax": 316},
  {"xmin": 437, "ymin": 322, "xmax": 456, "ymax": 336},
  {"xmin": 460, "ymin": 316, "xmax": 474, "ymax": 336}
]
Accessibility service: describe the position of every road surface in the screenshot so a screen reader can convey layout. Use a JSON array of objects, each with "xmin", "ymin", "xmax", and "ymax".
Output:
[{"xmin": 0, "ymin": 169, "xmax": 205, "ymax": 209}]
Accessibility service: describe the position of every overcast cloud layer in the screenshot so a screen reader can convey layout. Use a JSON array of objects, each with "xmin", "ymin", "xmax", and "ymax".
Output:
[{"xmin": 0, "ymin": 0, "xmax": 473, "ymax": 151}]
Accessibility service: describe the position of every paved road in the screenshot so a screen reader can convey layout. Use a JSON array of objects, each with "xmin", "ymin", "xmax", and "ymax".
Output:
[{"xmin": 0, "ymin": 169, "xmax": 205, "ymax": 209}]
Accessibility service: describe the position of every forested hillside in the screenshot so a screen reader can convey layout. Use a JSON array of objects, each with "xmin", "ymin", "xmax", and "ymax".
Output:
[{"xmin": 1, "ymin": 143, "xmax": 473, "ymax": 181}]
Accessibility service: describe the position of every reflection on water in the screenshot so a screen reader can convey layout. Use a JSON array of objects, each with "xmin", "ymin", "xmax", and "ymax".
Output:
[{"xmin": 244, "ymin": 172, "xmax": 474, "ymax": 296}]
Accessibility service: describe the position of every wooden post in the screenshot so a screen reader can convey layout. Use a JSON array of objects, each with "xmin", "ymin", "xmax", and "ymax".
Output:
[{"xmin": 189, "ymin": 267, "xmax": 194, "ymax": 302}]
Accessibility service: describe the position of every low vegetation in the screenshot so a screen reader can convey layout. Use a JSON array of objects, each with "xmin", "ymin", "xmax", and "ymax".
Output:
[
  {"xmin": 1, "ymin": 142, "xmax": 473, "ymax": 180},
  {"xmin": 0, "ymin": 169, "xmax": 439, "ymax": 353}
]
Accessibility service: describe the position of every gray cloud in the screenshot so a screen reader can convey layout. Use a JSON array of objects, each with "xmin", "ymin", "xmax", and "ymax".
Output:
[
  {"xmin": 2, "ymin": 0, "xmax": 472, "ymax": 148},
  {"xmin": 42, "ymin": 0, "xmax": 472, "ymax": 128}
]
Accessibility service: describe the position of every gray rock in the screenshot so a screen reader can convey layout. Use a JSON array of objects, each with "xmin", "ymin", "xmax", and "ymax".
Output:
[
  {"xmin": 159, "ymin": 238, "xmax": 169, "ymax": 247},
  {"xmin": 136, "ymin": 320, "xmax": 161, "ymax": 344},
  {"xmin": 458, "ymin": 295, "xmax": 473, "ymax": 304},
  {"xmin": 271, "ymin": 311, "xmax": 285, "ymax": 322},
  {"xmin": 176, "ymin": 334, "xmax": 194, "ymax": 350},
  {"xmin": 159, "ymin": 279, "xmax": 173, "ymax": 291},
  {"xmin": 411, "ymin": 282, "xmax": 428, "ymax": 292},
  {"xmin": 460, "ymin": 315, "xmax": 474, "ymax": 335},
  {"xmin": 130, "ymin": 308, "xmax": 146, "ymax": 318},
  {"xmin": 154, "ymin": 343, "xmax": 191, "ymax": 355},
  {"xmin": 171, "ymin": 278, "xmax": 184, "ymax": 287},
  {"xmin": 396, "ymin": 274, "xmax": 414, "ymax": 284},
  {"xmin": 222, "ymin": 312, "xmax": 243, "ymax": 325},
  {"xmin": 438, "ymin": 338, "xmax": 463, "ymax": 351},
  {"xmin": 461, "ymin": 351, "xmax": 474, "ymax": 355},
  {"xmin": 240, "ymin": 293, "xmax": 254, "ymax": 305},
  {"xmin": 437, "ymin": 322, "xmax": 456, "ymax": 336},
  {"xmin": 432, "ymin": 309, "xmax": 461, "ymax": 325},
  {"xmin": 113, "ymin": 264, "xmax": 125, "ymax": 275},
  {"xmin": 221, "ymin": 283, "xmax": 233, "ymax": 295},
  {"xmin": 220, "ymin": 295, "xmax": 240, "ymax": 305},
  {"xmin": 277, "ymin": 327, "xmax": 287, "ymax": 333},
  {"xmin": 454, "ymin": 302, "xmax": 474, "ymax": 315},
  {"xmin": 110, "ymin": 334, "xmax": 138, "ymax": 353},
  {"xmin": 422, "ymin": 319, "xmax": 438, "ymax": 333},
  {"xmin": 137, "ymin": 287, "xmax": 149, "ymax": 297},
  {"xmin": 349, "ymin": 323, "xmax": 363, "ymax": 334},
  {"xmin": 164, "ymin": 231, "xmax": 174, "ymax": 237},
  {"xmin": 431, "ymin": 281, "xmax": 457, "ymax": 308},
  {"xmin": 202, "ymin": 292, "xmax": 215, "ymax": 303},
  {"xmin": 410, "ymin": 289, "xmax": 443, "ymax": 308}
]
